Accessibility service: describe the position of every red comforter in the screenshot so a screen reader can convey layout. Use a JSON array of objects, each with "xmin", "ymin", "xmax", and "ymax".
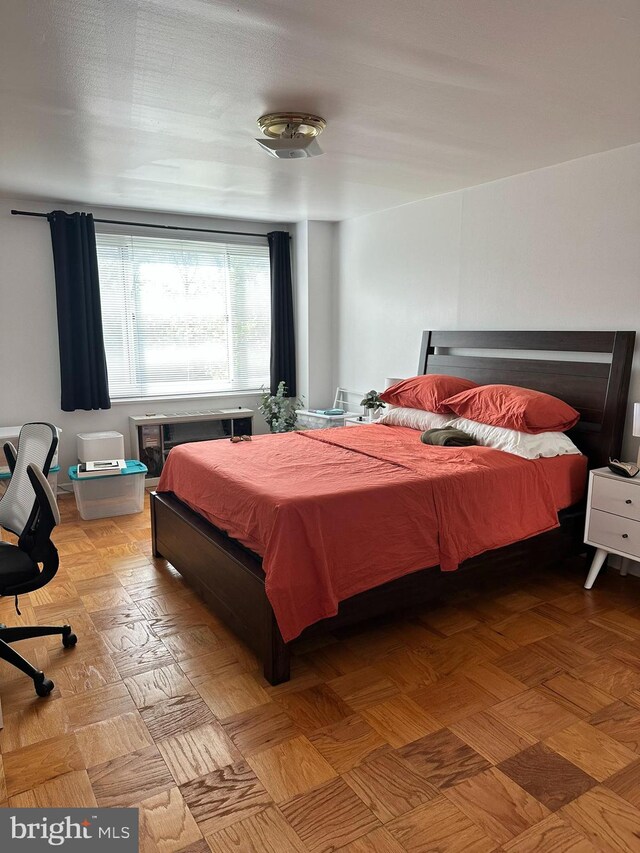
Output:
[{"xmin": 158, "ymin": 424, "xmax": 586, "ymax": 642}]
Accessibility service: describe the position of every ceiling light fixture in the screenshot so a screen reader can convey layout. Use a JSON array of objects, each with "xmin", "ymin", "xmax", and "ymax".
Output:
[{"xmin": 255, "ymin": 112, "xmax": 326, "ymax": 159}]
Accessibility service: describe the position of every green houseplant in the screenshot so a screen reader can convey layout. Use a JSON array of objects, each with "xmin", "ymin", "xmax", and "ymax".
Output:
[
  {"xmin": 259, "ymin": 381, "xmax": 302, "ymax": 433},
  {"xmin": 360, "ymin": 389, "xmax": 386, "ymax": 421}
]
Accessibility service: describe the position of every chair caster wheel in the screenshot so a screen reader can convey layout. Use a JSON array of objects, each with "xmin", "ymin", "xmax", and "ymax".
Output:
[
  {"xmin": 34, "ymin": 676, "xmax": 54, "ymax": 697},
  {"xmin": 62, "ymin": 632, "xmax": 77, "ymax": 648}
]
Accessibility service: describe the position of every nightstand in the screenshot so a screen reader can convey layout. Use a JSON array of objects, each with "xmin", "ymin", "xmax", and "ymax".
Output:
[
  {"xmin": 344, "ymin": 416, "xmax": 369, "ymax": 427},
  {"xmin": 584, "ymin": 467, "xmax": 640, "ymax": 589}
]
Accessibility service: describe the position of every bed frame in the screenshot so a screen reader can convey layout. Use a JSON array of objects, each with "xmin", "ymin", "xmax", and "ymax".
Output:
[{"xmin": 151, "ymin": 330, "xmax": 635, "ymax": 684}]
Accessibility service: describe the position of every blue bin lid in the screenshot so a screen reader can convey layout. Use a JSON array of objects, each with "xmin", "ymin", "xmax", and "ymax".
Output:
[
  {"xmin": 0, "ymin": 464, "xmax": 61, "ymax": 482},
  {"xmin": 68, "ymin": 459, "xmax": 147, "ymax": 481}
]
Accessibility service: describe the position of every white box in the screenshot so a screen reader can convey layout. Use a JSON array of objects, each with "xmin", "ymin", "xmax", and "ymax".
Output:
[
  {"xmin": 77, "ymin": 431, "xmax": 125, "ymax": 463},
  {"xmin": 70, "ymin": 461, "xmax": 146, "ymax": 520}
]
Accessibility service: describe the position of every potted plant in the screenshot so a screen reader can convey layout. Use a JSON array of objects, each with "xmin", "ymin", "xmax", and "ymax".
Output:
[
  {"xmin": 360, "ymin": 390, "xmax": 386, "ymax": 421},
  {"xmin": 259, "ymin": 381, "xmax": 302, "ymax": 433}
]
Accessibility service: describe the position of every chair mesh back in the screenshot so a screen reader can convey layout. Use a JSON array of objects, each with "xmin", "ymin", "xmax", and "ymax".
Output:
[{"xmin": 0, "ymin": 423, "xmax": 57, "ymax": 536}]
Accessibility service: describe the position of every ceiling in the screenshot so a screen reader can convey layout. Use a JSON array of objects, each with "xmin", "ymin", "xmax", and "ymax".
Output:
[{"xmin": 1, "ymin": 0, "xmax": 639, "ymax": 223}]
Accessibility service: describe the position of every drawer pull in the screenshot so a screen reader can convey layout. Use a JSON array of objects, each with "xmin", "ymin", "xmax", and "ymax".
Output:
[
  {"xmin": 626, "ymin": 499, "xmax": 633, "ymax": 504},
  {"xmin": 622, "ymin": 533, "xmax": 629, "ymax": 539}
]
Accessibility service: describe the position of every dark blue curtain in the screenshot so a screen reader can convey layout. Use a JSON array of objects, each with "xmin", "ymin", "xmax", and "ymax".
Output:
[
  {"xmin": 267, "ymin": 231, "xmax": 296, "ymax": 396},
  {"xmin": 48, "ymin": 211, "xmax": 110, "ymax": 411}
]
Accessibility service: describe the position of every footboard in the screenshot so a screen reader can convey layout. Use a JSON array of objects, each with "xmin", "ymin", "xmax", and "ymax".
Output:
[
  {"xmin": 150, "ymin": 491, "xmax": 290, "ymax": 684},
  {"xmin": 151, "ymin": 490, "xmax": 584, "ymax": 687}
]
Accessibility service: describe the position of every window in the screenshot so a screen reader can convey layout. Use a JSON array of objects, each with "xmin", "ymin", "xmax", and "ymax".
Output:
[{"xmin": 96, "ymin": 232, "xmax": 271, "ymax": 400}]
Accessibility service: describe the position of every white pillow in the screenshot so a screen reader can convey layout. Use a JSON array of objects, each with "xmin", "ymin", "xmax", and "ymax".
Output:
[
  {"xmin": 377, "ymin": 407, "xmax": 453, "ymax": 431},
  {"xmin": 449, "ymin": 417, "xmax": 581, "ymax": 460}
]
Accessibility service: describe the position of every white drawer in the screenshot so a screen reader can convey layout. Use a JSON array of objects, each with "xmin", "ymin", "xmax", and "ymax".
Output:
[
  {"xmin": 591, "ymin": 475, "xmax": 640, "ymax": 522},
  {"xmin": 587, "ymin": 509, "xmax": 640, "ymax": 558}
]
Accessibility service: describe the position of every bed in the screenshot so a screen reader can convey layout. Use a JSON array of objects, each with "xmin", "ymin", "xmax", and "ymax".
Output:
[{"xmin": 151, "ymin": 330, "xmax": 635, "ymax": 684}]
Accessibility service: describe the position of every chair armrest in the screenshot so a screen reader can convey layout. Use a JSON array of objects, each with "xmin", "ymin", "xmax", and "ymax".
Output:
[
  {"xmin": 3, "ymin": 442, "xmax": 17, "ymax": 475},
  {"xmin": 17, "ymin": 465, "xmax": 59, "ymax": 558},
  {"xmin": 5, "ymin": 464, "xmax": 61, "ymax": 596}
]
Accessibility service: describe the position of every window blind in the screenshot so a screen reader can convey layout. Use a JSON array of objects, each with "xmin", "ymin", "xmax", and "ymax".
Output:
[{"xmin": 96, "ymin": 232, "xmax": 271, "ymax": 399}]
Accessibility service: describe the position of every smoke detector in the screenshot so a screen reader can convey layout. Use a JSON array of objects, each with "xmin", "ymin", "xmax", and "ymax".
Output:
[{"xmin": 255, "ymin": 112, "xmax": 326, "ymax": 159}]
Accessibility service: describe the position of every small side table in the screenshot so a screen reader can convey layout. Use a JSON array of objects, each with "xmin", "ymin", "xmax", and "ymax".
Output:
[
  {"xmin": 344, "ymin": 416, "xmax": 370, "ymax": 427},
  {"xmin": 584, "ymin": 466, "xmax": 640, "ymax": 589}
]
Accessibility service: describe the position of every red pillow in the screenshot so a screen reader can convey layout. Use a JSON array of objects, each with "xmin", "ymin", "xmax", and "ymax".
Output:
[
  {"xmin": 443, "ymin": 384, "xmax": 580, "ymax": 434},
  {"xmin": 380, "ymin": 374, "xmax": 479, "ymax": 413}
]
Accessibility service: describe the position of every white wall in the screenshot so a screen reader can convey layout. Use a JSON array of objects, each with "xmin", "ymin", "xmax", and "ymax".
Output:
[
  {"xmin": 293, "ymin": 221, "xmax": 310, "ymax": 403},
  {"xmin": 294, "ymin": 220, "xmax": 338, "ymax": 409},
  {"xmin": 0, "ymin": 199, "xmax": 290, "ymax": 480},
  {"xmin": 337, "ymin": 142, "xmax": 640, "ymax": 458}
]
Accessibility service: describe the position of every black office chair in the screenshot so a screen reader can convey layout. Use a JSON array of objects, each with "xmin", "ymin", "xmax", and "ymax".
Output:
[{"xmin": 0, "ymin": 423, "xmax": 77, "ymax": 697}]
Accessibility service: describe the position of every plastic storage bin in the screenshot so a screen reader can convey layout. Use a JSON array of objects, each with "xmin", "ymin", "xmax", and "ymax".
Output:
[
  {"xmin": 295, "ymin": 409, "xmax": 359, "ymax": 429},
  {"xmin": 68, "ymin": 460, "xmax": 147, "ymax": 520},
  {"xmin": 0, "ymin": 465, "xmax": 59, "ymax": 496}
]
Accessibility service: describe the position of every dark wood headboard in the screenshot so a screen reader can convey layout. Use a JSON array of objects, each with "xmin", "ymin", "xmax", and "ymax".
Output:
[{"xmin": 419, "ymin": 330, "xmax": 635, "ymax": 469}]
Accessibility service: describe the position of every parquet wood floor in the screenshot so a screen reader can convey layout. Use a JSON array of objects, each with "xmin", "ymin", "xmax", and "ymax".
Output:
[{"xmin": 2, "ymin": 493, "xmax": 640, "ymax": 851}]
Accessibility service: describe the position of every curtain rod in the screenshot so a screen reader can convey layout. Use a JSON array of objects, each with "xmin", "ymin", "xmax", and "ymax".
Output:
[{"xmin": 10, "ymin": 209, "xmax": 283, "ymax": 239}]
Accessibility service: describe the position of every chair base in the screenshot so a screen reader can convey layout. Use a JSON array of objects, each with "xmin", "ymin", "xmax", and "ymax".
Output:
[{"xmin": 0, "ymin": 624, "xmax": 77, "ymax": 698}]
